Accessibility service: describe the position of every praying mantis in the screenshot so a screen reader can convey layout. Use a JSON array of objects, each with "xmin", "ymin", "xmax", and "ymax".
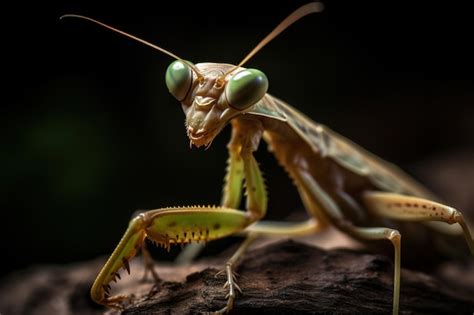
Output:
[{"xmin": 61, "ymin": 2, "xmax": 474, "ymax": 314}]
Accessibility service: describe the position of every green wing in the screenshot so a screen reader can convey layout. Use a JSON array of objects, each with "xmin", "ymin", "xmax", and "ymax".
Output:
[{"xmin": 249, "ymin": 94, "xmax": 436, "ymax": 199}]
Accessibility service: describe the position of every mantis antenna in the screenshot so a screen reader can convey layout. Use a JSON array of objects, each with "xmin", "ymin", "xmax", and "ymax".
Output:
[
  {"xmin": 60, "ymin": 14, "xmax": 204, "ymax": 80},
  {"xmin": 223, "ymin": 2, "xmax": 324, "ymax": 77}
]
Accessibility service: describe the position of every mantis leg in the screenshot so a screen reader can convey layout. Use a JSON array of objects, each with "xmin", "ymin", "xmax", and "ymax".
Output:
[
  {"xmin": 244, "ymin": 165, "xmax": 329, "ymax": 237},
  {"xmin": 91, "ymin": 121, "xmax": 268, "ymax": 310},
  {"xmin": 140, "ymin": 240, "xmax": 160, "ymax": 282},
  {"xmin": 176, "ymin": 129, "xmax": 245, "ymax": 265},
  {"xmin": 91, "ymin": 207, "xmax": 252, "ymax": 308},
  {"xmin": 214, "ymin": 161, "xmax": 328, "ymax": 313},
  {"xmin": 346, "ymin": 226, "xmax": 401, "ymax": 315},
  {"xmin": 130, "ymin": 210, "xmax": 161, "ymax": 281},
  {"xmin": 246, "ymin": 218, "xmax": 321, "ymax": 236},
  {"xmin": 362, "ymin": 191, "xmax": 474, "ymax": 255},
  {"xmin": 295, "ymin": 171, "xmax": 401, "ymax": 315},
  {"xmin": 220, "ymin": 124, "xmax": 245, "ymax": 209},
  {"xmin": 213, "ymin": 217, "xmax": 325, "ymax": 315},
  {"xmin": 179, "ymin": 139, "xmax": 328, "ymax": 265},
  {"xmin": 214, "ymin": 233, "xmax": 258, "ymax": 314},
  {"xmin": 216, "ymin": 216, "xmax": 325, "ymax": 314},
  {"xmin": 211, "ymin": 121, "xmax": 268, "ymax": 313}
]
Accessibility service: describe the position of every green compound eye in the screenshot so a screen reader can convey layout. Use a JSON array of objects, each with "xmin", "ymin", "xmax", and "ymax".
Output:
[
  {"xmin": 165, "ymin": 60, "xmax": 193, "ymax": 101},
  {"xmin": 225, "ymin": 69, "xmax": 268, "ymax": 110}
]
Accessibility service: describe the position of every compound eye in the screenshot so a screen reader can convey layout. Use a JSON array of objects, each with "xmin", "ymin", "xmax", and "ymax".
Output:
[
  {"xmin": 165, "ymin": 60, "xmax": 193, "ymax": 101},
  {"xmin": 225, "ymin": 69, "xmax": 268, "ymax": 110}
]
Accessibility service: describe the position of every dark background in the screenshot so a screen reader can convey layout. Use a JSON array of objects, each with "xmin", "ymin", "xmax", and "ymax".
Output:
[{"xmin": 2, "ymin": 1, "xmax": 473, "ymax": 278}]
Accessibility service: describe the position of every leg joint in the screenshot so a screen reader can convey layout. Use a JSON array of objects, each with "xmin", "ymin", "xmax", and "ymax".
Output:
[
  {"xmin": 450, "ymin": 209, "xmax": 462, "ymax": 225},
  {"xmin": 387, "ymin": 229, "xmax": 401, "ymax": 245}
]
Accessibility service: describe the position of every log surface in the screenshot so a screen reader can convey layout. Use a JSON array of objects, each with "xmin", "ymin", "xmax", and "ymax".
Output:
[{"xmin": 1, "ymin": 239, "xmax": 473, "ymax": 315}]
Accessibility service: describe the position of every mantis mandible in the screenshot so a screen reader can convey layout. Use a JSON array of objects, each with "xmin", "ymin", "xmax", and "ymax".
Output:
[{"xmin": 62, "ymin": 3, "xmax": 474, "ymax": 314}]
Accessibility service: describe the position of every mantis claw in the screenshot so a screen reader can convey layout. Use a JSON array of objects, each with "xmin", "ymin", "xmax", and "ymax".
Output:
[
  {"xmin": 234, "ymin": 282, "xmax": 242, "ymax": 294},
  {"xmin": 122, "ymin": 257, "xmax": 130, "ymax": 274},
  {"xmin": 214, "ymin": 267, "xmax": 242, "ymax": 314},
  {"xmin": 91, "ymin": 207, "xmax": 250, "ymax": 308},
  {"xmin": 103, "ymin": 294, "xmax": 131, "ymax": 310},
  {"xmin": 214, "ymin": 269, "xmax": 225, "ymax": 278},
  {"xmin": 140, "ymin": 242, "xmax": 161, "ymax": 283}
]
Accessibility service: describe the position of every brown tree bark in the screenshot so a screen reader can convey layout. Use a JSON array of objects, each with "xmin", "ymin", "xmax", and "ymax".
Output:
[{"xmin": 1, "ymin": 239, "xmax": 473, "ymax": 315}]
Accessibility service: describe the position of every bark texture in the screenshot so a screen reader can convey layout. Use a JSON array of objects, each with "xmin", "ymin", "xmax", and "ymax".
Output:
[{"xmin": 1, "ymin": 239, "xmax": 473, "ymax": 315}]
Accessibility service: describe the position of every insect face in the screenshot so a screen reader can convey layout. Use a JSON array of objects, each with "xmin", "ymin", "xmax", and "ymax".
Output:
[
  {"xmin": 63, "ymin": 2, "xmax": 320, "ymax": 151},
  {"xmin": 166, "ymin": 61, "xmax": 268, "ymax": 148}
]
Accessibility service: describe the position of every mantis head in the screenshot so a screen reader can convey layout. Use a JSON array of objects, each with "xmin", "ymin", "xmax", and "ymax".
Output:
[
  {"xmin": 61, "ymin": 2, "xmax": 323, "ymax": 149},
  {"xmin": 166, "ymin": 61, "xmax": 268, "ymax": 148}
]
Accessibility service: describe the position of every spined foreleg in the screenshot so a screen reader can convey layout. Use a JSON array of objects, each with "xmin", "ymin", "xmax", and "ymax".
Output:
[{"xmin": 90, "ymin": 207, "xmax": 251, "ymax": 308}]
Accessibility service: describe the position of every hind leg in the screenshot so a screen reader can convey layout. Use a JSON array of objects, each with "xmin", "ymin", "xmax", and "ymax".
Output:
[
  {"xmin": 362, "ymin": 191, "xmax": 474, "ymax": 254},
  {"xmin": 295, "ymin": 171, "xmax": 403, "ymax": 314}
]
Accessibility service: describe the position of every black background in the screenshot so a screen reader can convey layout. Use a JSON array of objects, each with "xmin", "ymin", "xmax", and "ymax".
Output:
[{"xmin": 2, "ymin": 1, "xmax": 474, "ymax": 277}]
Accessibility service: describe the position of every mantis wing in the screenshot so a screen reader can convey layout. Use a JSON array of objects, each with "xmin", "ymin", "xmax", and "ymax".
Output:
[{"xmin": 248, "ymin": 94, "xmax": 436, "ymax": 200}]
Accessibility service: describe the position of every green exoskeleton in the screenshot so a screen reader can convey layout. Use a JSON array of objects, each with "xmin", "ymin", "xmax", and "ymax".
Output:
[{"xmin": 62, "ymin": 3, "xmax": 474, "ymax": 314}]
